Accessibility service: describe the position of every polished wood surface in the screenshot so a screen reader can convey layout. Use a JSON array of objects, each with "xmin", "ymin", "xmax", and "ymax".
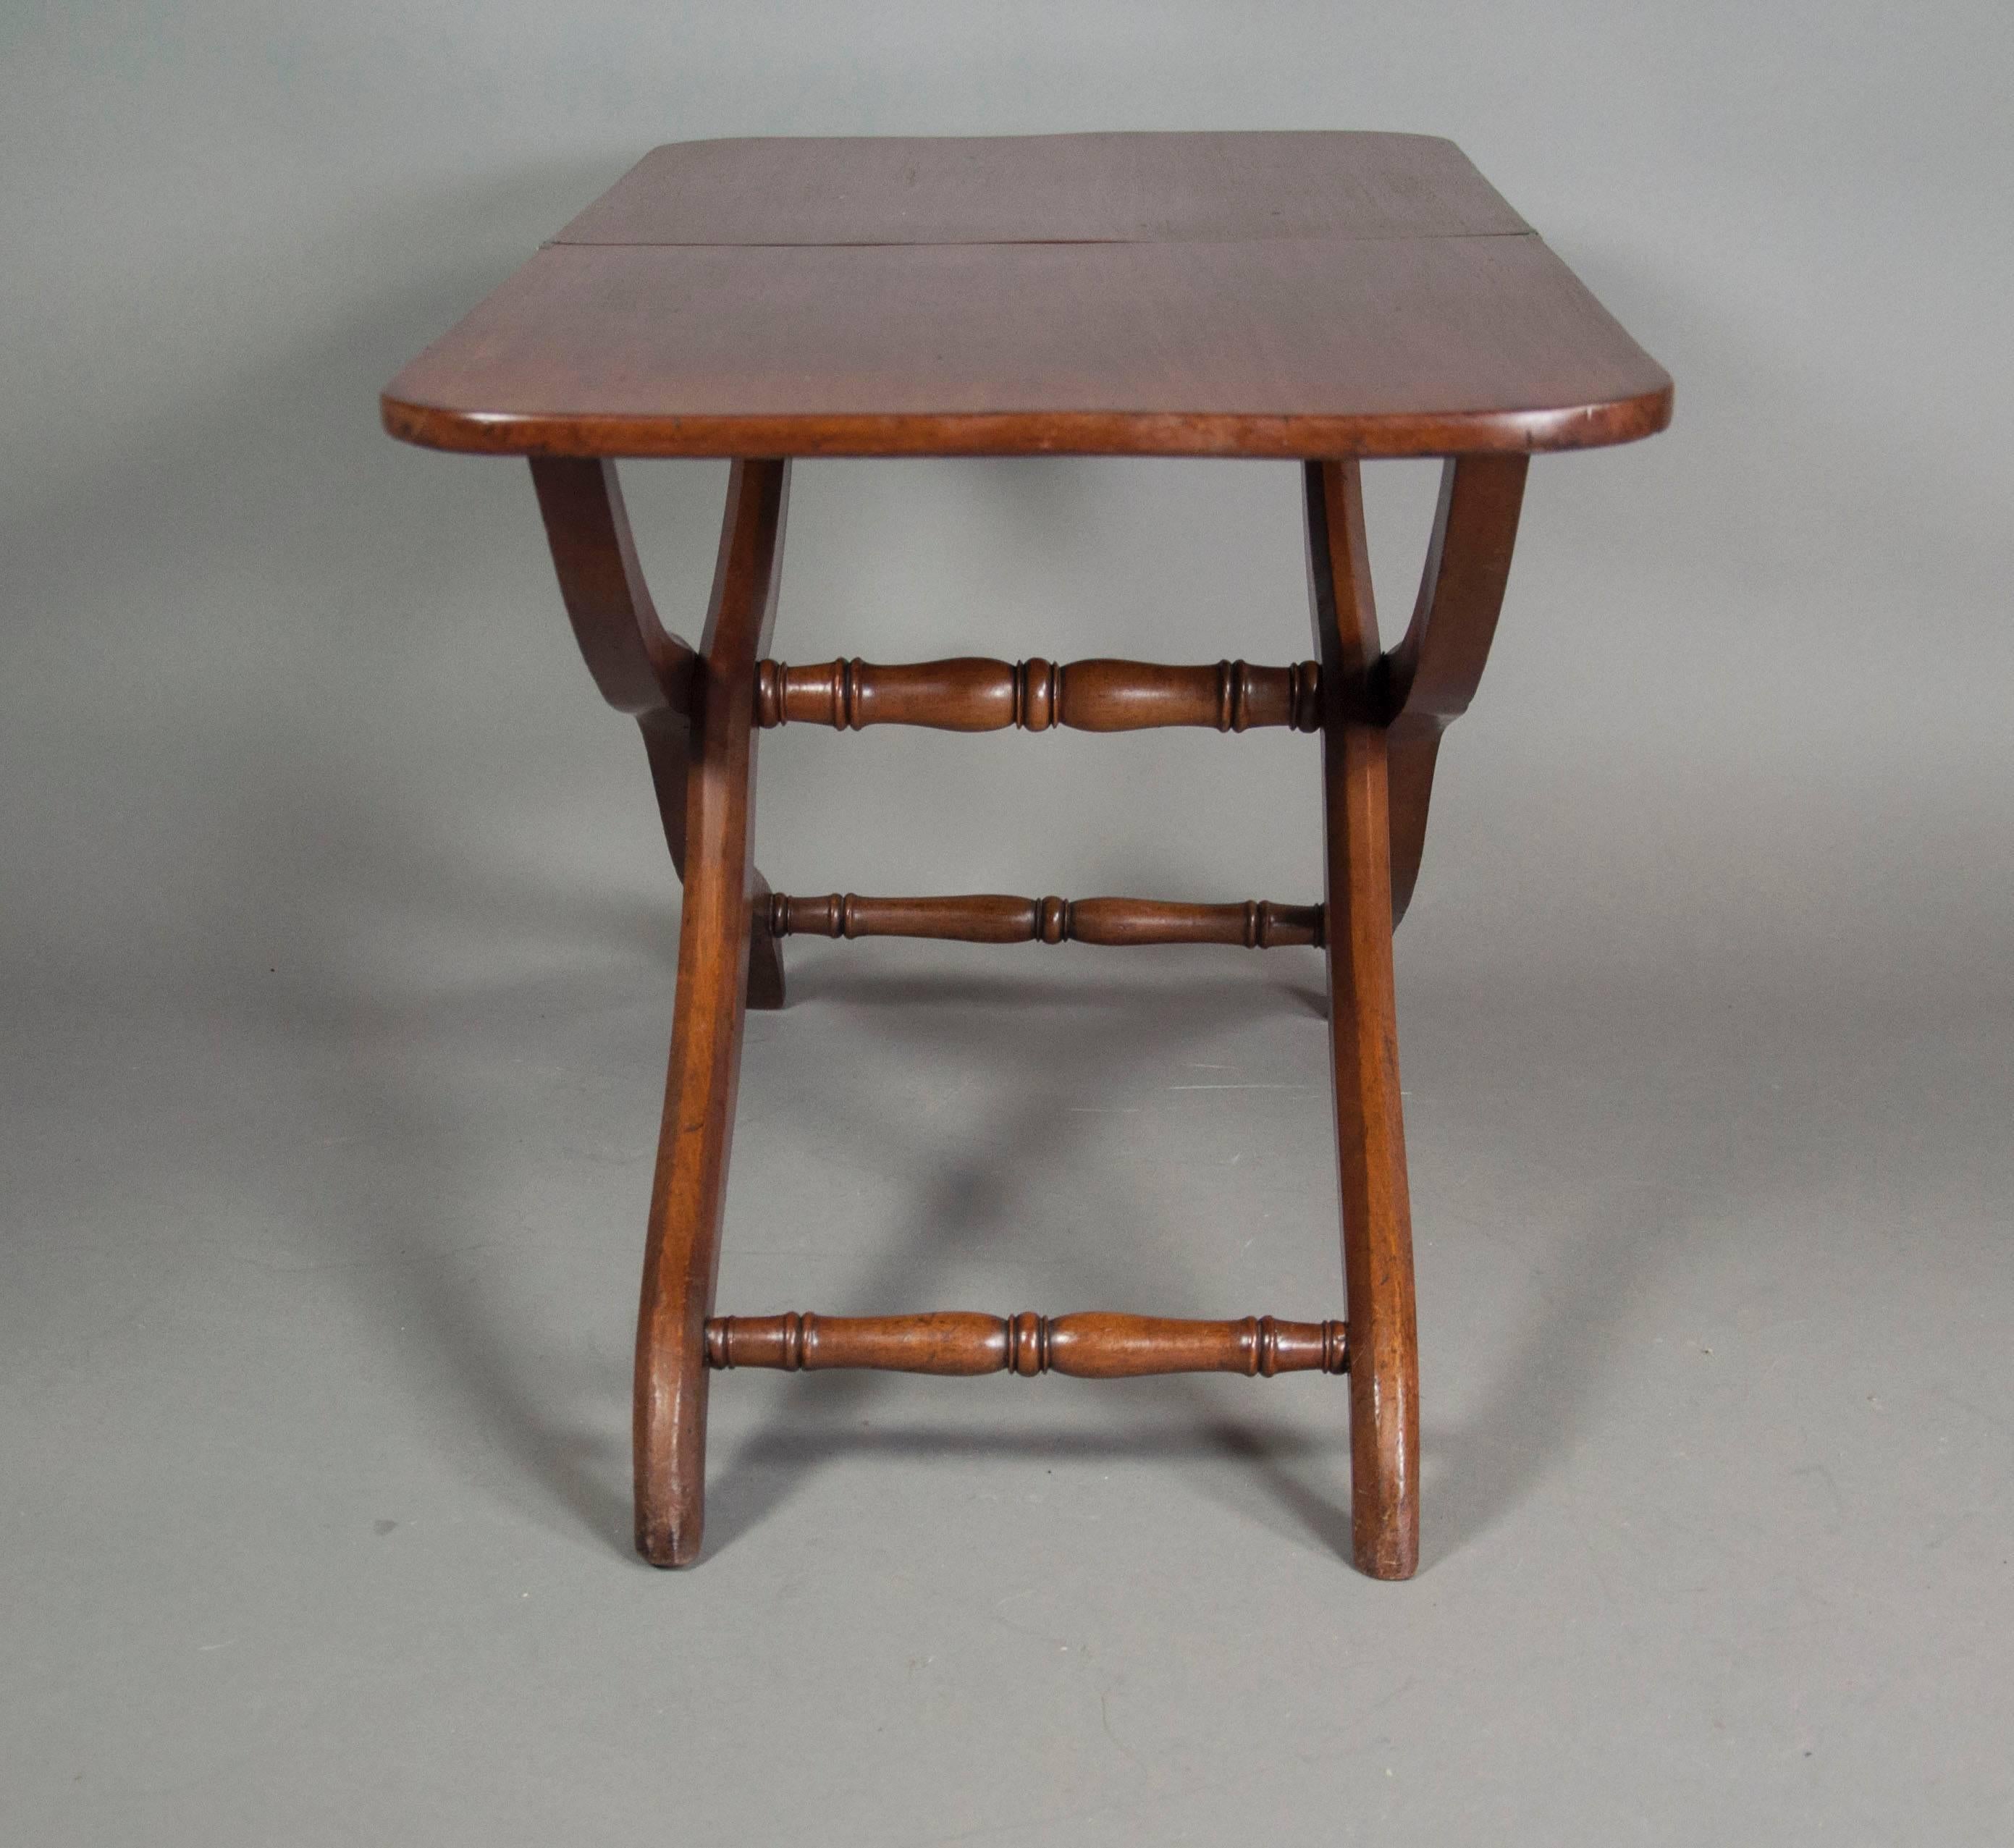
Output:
[
  {"xmin": 706, "ymin": 1311, "xmax": 1348, "ymax": 1378},
  {"xmin": 767, "ymin": 893, "xmax": 1323, "ymax": 949},
  {"xmin": 757, "ymin": 656, "xmax": 1322, "ymax": 733},
  {"xmin": 1378, "ymin": 455, "xmax": 1530, "ymax": 924},
  {"xmin": 630, "ymin": 458, "xmax": 789, "ymax": 1567},
  {"xmin": 382, "ymin": 132, "xmax": 1672, "ymax": 459},
  {"xmin": 1306, "ymin": 457, "xmax": 1422, "ymax": 1580},
  {"xmin": 384, "ymin": 132, "xmax": 1672, "ymax": 1578},
  {"xmin": 555, "ymin": 132, "xmax": 1527, "ymax": 245},
  {"xmin": 528, "ymin": 457, "xmax": 785, "ymax": 1008}
]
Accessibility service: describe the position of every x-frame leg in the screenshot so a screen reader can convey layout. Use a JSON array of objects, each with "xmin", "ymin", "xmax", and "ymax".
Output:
[
  {"xmin": 531, "ymin": 452, "xmax": 1525, "ymax": 1575},
  {"xmin": 529, "ymin": 457, "xmax": 788, "ymax": 1012}
]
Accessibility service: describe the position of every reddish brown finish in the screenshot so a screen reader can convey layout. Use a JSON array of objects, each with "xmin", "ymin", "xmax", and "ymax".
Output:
[
  {"xmin": 384, "ymin": 239, "xmax": 1670, "ymax": 460},
  {"xmin": 381, "ymin": 133, "xmax": 1672, "ymax": 460},
  {"xmin": 384, "ymin": 132, "xmax": 1672, "ymax": 1579},
  {"xmin": 555, "ymin": 132, "xmax": 1528, "ymax": 247},
  {"xmin": 767, "ymin": 892, "xmax": 1323, "ymax": 949},
  {"xmin": 528, "ymin": 457, "xmax": 695, "ymax": 719},
  {"xmin": 1378, "ymin": 455, "xmax": 1530, "ymax": 924},
  {"xmin": 528, "ymin": 457, "xmax": 785, "ymax": 1008},
  {"xmin": 705, "ymin": 1312, "xmax": 1348, "ymax": 1378},
  {"xmin": 631, "ymin": 457, "xmax": 790, "ymax": 1567},
  {"xmin": 1306, "ymin": 458, "xmax": 1422, "ymax": 1580},
  {"xmin": 756, "ymin": 656, "xmax": 1322, "ymax": 733}
]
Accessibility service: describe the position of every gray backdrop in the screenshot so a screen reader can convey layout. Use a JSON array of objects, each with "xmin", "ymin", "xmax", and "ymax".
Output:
[{"xmin": 5, "ymin": 4, "xmax": 2010, "ymax": 1842}]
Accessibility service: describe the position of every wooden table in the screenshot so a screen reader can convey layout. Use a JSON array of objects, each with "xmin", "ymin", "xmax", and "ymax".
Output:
[{"xmin": 383, "ymin": 132, "xmax": 1671, "ymax": 1577}]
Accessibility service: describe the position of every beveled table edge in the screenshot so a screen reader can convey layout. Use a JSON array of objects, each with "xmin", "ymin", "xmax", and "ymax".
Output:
[{"xmin": 379, "ymin": 387, "xmax": 1674, "ymax": 460}]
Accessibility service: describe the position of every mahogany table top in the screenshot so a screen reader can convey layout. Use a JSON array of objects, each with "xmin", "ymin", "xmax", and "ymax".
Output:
[{"xmin": 382, "ymin": 132, "xmax": 1671, "ymax": 460}]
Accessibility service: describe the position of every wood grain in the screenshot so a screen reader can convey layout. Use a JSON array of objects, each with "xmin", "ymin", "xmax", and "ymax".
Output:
[
  {"xmin": 1306, "ymin": 457, "xmax": 1421, "ymax": 1580},
  {"xmin": 382, "ymin": 131, "xmax": 1673, "ymax": 1580},
  {"xmin": 385, "ymin": 236, "xmax": 1669, "ymax": 460},
  {"xmin": 706, "ymin": 1312, "xmax": 1348, "ymax": 1377},
  {"xmin": 528, "ymin": 457, "xmax": 785, "ymax": 1008},
  {"xmin": 631, "ymin": 457, "xmax": 789, "ymax": 1568},
  {"xmin": 382, "ymin": 134, "xmax": 1671, "ymax": 460},
  {"xmin": 1378, "ymin": 455, "xmax": 1530, "ymax": 924},
  {"xmin": 554, "ymin": 132, "xmax": 1527, "ymax": 246}
]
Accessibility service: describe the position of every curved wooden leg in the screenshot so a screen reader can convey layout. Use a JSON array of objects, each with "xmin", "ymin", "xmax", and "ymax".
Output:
[
  {"xmin": 631, "ymin": 459, "xmax": 790, "ymax": 1566},
  {"xmin": 531, "ymin": 456, "xmax": 787, "ymax": 1011},
  {"xmin": 531, "ymin": 455, "xmax": 791, "ymax": 1565},
  {"xmin": 1306, "ymin": 459, "xmax": 1420, "ymax": 1578},
  {"xmin": 1380, "ymin": 455, "xmax": 1528, "ymax": 926}
]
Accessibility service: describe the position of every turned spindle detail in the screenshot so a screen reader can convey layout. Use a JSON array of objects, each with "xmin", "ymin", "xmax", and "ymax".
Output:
[
  {"xmin": 754, "ymin": 657, "xmax": 1323, "ymax": 733},
  {"xmin": 765, "ymin": 893, "xmax": 1323, "ymax": 949},
  {"xmin": 704, "ymin": 1312, "xmax": 1349, "ymax": 1377}
]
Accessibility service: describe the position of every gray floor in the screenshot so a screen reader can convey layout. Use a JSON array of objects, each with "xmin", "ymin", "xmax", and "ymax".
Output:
[{"xmin": 7, "ymin": 840, "xmax": 2011, "ymax": 1840}]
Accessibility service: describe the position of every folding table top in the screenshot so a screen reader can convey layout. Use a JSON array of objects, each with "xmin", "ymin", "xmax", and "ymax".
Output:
[{"xmin": 382, "ymin": 132, "xmax": 1671, "ymax": 460}]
